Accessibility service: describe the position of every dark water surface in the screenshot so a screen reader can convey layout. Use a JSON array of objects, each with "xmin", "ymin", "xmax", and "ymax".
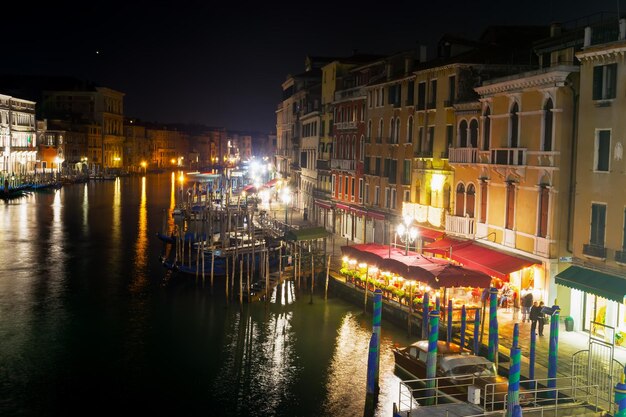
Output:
[{"xmin": 0, "ymin": 174, "xmax": 411, "ymax": 417}]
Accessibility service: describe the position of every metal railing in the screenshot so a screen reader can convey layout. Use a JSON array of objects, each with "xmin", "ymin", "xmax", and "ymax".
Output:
[
  {"xmin": 449, "ymin": 147, "xmax": 479, "ymax": 163},
  {"xmin": 583, "ymin": 244, "xmax": 607, "ymax": 258}
]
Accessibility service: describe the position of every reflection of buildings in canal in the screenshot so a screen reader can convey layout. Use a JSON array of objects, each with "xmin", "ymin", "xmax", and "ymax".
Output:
[
  {"xmin": 130, "ymin": 177, "xmax": 148, "ymax": 293},
  {"xmin": 82, "ymin": 182, "xmax": 89, "ymax": 234}
]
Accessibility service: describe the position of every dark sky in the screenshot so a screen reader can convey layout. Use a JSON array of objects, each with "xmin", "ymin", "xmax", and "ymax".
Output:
[{"xmin": 3, "ymin": 0, "xmax": 621, "ymax": 132}]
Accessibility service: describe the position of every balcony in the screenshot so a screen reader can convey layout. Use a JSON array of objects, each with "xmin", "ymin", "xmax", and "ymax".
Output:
[
  {"xmin": 335, "ymin": 121, "xmax": 358, "ymax": 130},
  {"xmin": 414, "ymin": 150, "xmax": 433, "ymax": 158},
  {"xmin": 526, "ymin": 151, "xmax": 560, "ymax": 168},
  {"xmin": 448, "ymin": 147, "xmax": 478, "ymax": 164},
  {"xmin": 331, "ymin": 159, "xmax": 356, "ymax": 171},
  {"xmin": 316, "ymin": 159, "xmax": 330, "ymax": 171},
  {"xmin": 534, "ymin": 237, "xmax": 550, "ymax": 258},
  {"xmin": 616, "ymin": 250, "xmax": 626, "ymax": 264},
  {"xmin": 445, "ymin": 215, "xmax": 475, "ymax": 238},
  {"xmin": 583, "ymin": 243, "xmax": 607, "ymax": 259},
  {"xmin": 490, "ymin": 148, "xmax": 527, "ymax": 166}
]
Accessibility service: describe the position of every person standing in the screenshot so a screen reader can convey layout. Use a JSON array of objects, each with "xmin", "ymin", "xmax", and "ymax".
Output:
[
  {"xmin": 529, "ymin": 301, "xmax": 541, "ymax": 335},
  {"xmin": 537, "ymin": 301, "xmax": 546, "ymax": 336},
  {"xmin": 522, "ymin": 290, "xmax": 533, "ymax": 322}
]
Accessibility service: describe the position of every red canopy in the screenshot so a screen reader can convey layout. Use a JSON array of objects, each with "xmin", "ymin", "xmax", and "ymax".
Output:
[
  {"xmin": 243, "ymin": 184, "xmax": 256, "ymax": 192},
  {"xmin": 423, "ymin": 238, "xmax": 538, "ymax": 279},
  {"xmin": 262, "ymin": 178, "xmax": 280, "ymax": 188},
  {"xmin": 340, "ymin": 243, "xmax": 492, "ymax": 288}
]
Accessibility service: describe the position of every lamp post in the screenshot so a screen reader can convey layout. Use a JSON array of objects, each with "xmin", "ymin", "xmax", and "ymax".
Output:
[
  {"xmin": 396, "ymin": 215, "xmax": 418, "ymax": 256},
  {"xmin": 141, "ymin": 161, "xmax": 147, "ymax": 175},
  {"xmin": 281, "ymin": 186, "xmax": 291, "ymax": 225}
]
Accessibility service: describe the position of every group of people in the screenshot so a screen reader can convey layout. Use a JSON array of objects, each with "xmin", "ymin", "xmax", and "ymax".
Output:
[{"xmin": 520, "ymin": 288, "xmax": 547, "ymax": 336}]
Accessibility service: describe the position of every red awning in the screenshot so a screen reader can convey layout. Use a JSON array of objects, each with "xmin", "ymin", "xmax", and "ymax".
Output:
[
  {"xmin": 262, "ymin": 178, "xmax": 280, "ymax": 188},
  {"xmin": 335, "ymin": 203, "xmax": 350, "ymax": 211},
  {"xmin": 366, "ymin": 210, "xmax": 386, "ymax": 220},
  {"xmin": 243, "ymin": 184, "xmax": 256, "ymax": 192},
  {"xmin": 423, "ymin": 237, "xmax": 471, "ymax": 256},
  {"xmin": 450, "ymin": 243, "xmax": 539, "ymax": 280},
  {"xmin": 315, "ymin": 200, "xmax": 332, "ymax": 210},
  {"xmin": 339, "ymin": 243, "xmax": 492, "ymax": 288},
  {"xmin": 416, "ymin": 225, "xmax": 445, "ymax": 242}
]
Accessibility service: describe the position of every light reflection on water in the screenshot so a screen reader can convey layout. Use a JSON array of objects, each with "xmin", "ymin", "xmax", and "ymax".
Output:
[{"xmin": 0, "ymin": 176, "xmax": 413, "ymax": 417}]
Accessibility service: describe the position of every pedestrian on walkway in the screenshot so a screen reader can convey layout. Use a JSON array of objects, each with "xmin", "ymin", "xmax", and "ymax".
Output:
[
  {"xmin": 530, "ymin": 301, "xmax": 541, "ymax": 335},
  {"xmin": 537, "ymin": 301, "xmax": 546, "ymax": 336},
  {"xmin": 522, "ymin": 289, "xmax": 533, "ymax": 322}
]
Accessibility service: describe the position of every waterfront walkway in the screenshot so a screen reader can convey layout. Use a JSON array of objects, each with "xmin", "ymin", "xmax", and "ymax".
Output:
[{"xmin": 277, "ymin": 205, "xmax": 626, "ymax": 384}]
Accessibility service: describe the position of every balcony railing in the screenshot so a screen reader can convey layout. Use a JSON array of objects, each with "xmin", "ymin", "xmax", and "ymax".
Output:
[
  {"xmin": 414, "ymin": 150, "xmax": 433, "ymax": 158},
  {"xmin": 335, "ymin": 121, "xmax": 358, "ymax": 130},
  {"xmin": 448, "ymin": 147, "xmax": 478, "ymax": 164},
  {"xmin": 445, "ymin": 215, "xmax": 475, "ymax": 238},
  {"xmin": 526, "ymin": 151, "xmax": 560, "ymax": 168},
  {"xmin": 331, "ymin": 159, "xmax": 356, "ymax": 171},
  {"xmin": 490, "ymin": 148, "xmax": 527, "ymax": 166},
  {"xmin": 316, "ymin": 159, "xmax": 330, "ymax": 171},
  {"xmin": 616, "ymin": 250, "xmax": 626, "ymax": 264},
  {"xmin": 583, "ymin": 244, "xmax": 607, "ymax": 259}
]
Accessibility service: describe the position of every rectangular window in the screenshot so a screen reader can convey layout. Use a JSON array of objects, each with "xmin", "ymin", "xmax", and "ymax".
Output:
[
  {"xmin": 332, "ymin": 174, "xmax": 336, "ymax": 196},
  {"xmin": 385, "ymin": 188, "xmax": 390, "ymax": 208},
  {"xmin": 623, "ymin": 208, "xmax": 626, "ymax": 249},
  {"xmin": 338, "ymin": 175, "xmax": 342, "ymax": 197},
  {"xmin": 351, "ymin": 178, "xmax": 355, "ymax": 201},
  {"xmin": 538, "ymin": 187, "xmax": 549, "ymax": 238},
  {"xmin": 404, "ymin": 189, "xmax": 410, "ymax": 202},
  {"xmin": 364, "ymin": 157, "xmax": 370, "ymax": 174},
  {"xmin": 429, "ymin": 79, "xmax": 437, "ymax": 107},
  {"xmin": 592, "ymin": 63, "xmax": 617, "ymax": 100},
  {"xmin": 375, "ymin": 157, "xmax": 381, "ymax": 175},
  {"xmin": 374, "ymin": 186, "xmax": 380, "ymax": 205},
  {"xmin": 590, "ymin": 203, "xmax": 606, "ymax": 247},
  {"xmin": 391, "ymin": 189, "xmax": 396, "ymax": 209},
  {"xmin": 402, "ymin": 159, "xmax": 411, "ymax": 185},
  {"xmin": 388, "ymin": 159, "xmax": 397, "ymax": 184},
  {"xmin": 406, "ymin": 81, "xmax": 415, "ymax": 106},
  {"xmin": 446, "ymin": 125, "xmax": 453, "ymax": 151},
  {"xmin": 359, "ymin": 178, "xmax": 364, "ymax": 203},
  {"xmin": 448, "ymin": 75, "xmax": 456, "ymax": 103},
  {"xmin": 344, "ymin": 177, "xmax": 349, "ymax": 199},
  {"xmin": 383, "ymin": 158, "xmax": 390, "ymax": 177},
  {"xmin": 595, "ymin": 130, "xmax": 610, "ymax": 172},
  {"xmin": 417, "ymin": 82, "xmax": 426, "ymax": 110},
  {"xmin": 506, "ymin": 182, "xmax": 515, "ymax": 230}
]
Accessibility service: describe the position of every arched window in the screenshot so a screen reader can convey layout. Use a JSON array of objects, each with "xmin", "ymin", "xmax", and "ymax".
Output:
[
  {"xmin": 367, "ymin": 120, "xmax": 372, "ymax": 138},
  {"xmin": 352, "ymin": 135, "xmax": 357, "ymax": 159},
  {"xmin": 469, "ymin": 119, "xmax": 478, "ymax": 148},
  {"xmin": 360, "ymin": 135, "xmax": 365, "ymax": 161},
  {"xmin": 333, "ymin": 136, "xmax": 338, "ymax": 158},
  {"xmin": 466, "ymin": 184, "xmax": 475, "ymax": 217},
  {"xmin": 482, "ymin": 107, "xmax": 491, "ymax": 150},
  {"xmin": 407, "ymin": 116, "xmax": 414, "ymax": 143},
  {"xmin": 543, "ymin": 98, "xmax": 553, "ymax": 151},
  {"xmin": 378, "ymin": 119, "xmax": 384, "ymax": 142},
  {"xmin": 480, "ymin": 180, "xmax": 488, "ymax": 222},
  {"xmin": 389, "ymin": 117, "xmax": 395, "ymax": 143},
  {"xmin": 455, "ymin": 183, "xmax": 465, "ymax": 216},
  {"xmin": 510, "ymin": 102, "xmax": 519, "ymax": 148},
  {"xmin": 459, "ymin": 120, "xmax": 468, "ymax": 147}
]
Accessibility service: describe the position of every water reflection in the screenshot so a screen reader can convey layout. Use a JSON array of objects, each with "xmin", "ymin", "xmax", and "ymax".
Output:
[
  {"xmin": 82, "ymin": 182, "xmax": 89, "ymax": 234},
  {"xmin": 168, "ymin": 172, "xmax": 175, "ymax": 233},
  {"xmin": 323, "ymin": 312, "xmax": 404, "ymax": 417},
  {"xmin": 130, "ymin": 177, "xmax": 148, "ymax": 293}
]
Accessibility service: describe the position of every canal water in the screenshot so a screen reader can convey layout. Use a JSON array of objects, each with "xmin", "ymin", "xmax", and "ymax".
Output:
[{"xmin": 0, "ymin": 174, "xmax": 413, "ymax": 417}]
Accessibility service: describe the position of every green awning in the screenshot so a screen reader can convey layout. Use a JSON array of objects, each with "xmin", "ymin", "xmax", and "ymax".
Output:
[
  {"xmin": 284, "ymin": 226, "xmax": 329, "ymax": 241},
  {"xmin": 555, "ymin": 265, "xmax": 626, "ymax": 303}
]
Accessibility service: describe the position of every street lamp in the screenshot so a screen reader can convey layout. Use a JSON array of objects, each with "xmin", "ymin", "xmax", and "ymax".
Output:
[
  {"xmin": 396, "ymin": 215, "xmax": 418, "ymax": 256},
  {"xmin": 141, "ymin": 161, "xmax": 147, "ymax": 175},
  {"xmin": 281, "ymin": 186, "xmax": 291, "ymax": 224}
]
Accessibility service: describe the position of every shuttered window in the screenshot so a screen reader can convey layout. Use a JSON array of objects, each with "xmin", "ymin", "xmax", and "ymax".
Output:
[
  {"xmin": 505, "ymin": 182, "xmax": 515, "ymax": 230},
  {"xmin": 590, "ymin": 203, "xmax": 606, "ymax": 247},
  {"xmin": 466, "ymin": 184, "xmax": 475, "ymax": 218},
  {"xmin": 596, "ymin": 130, "xmax": 610, "ymax": 172},
  {"xmin": 455, "ymin": 183, "xmax": 465, "ymax": 217},
  {"xmin": 538, "ymin": 187, "xmax": 549, "ymax": 238},
  {"xmin": 480, "ymin": 181, "xmax": 488, "ymax": 222}
]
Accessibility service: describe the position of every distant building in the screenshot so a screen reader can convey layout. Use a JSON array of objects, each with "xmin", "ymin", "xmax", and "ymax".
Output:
[{"xmin": 0, "ymin": 93, "xmax": 37, "ymax": 176}]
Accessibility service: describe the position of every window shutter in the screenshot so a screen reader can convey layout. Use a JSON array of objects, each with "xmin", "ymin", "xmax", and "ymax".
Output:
[
  {"xmin": 593, "ymin": 66, "xmax": 603, "ymax": 100},
  {"xmin": 607, "ymin": 63, "xmax": 617, "ymax": 99},
  {"xmin": 597, "ymin": 130, "xmax": 610, "ymax": 171}
]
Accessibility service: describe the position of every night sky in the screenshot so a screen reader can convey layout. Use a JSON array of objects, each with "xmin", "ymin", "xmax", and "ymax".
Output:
[{"xmin": 4, "ymin": 0, "xmax": 621, "ymax": 132}]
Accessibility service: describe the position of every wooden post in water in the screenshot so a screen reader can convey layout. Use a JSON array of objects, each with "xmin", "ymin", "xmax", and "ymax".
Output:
[
  {"xmin": 188, "ymin": 237, "xmax": 192, "ymax": 267},
  {"xmin": 210, "ymin": 246, "xmax": 215, "ymax": 294},
  {"xmin": 310, "ymin": 247, "xmax": 314, "ymax": 304},
  {"xmin": 246, "ymin": 252, "xmax": 250, "ymax": 304},
  {"xmin": 225, "ymin": 253, "xmax": 229, "ymax": 304},
  {"xmin": 195, "ymin": 237, "xmax": 200, "ymax": 281},
  {"xmin": 231, "ymin": 251, "xmax": 236, "ymax": 301},
  {"xmin": 407, "ymin": 282, "xmax": 413, "ymax": 337},
  {"xmin": 324, "ymin": 254, "xmax": 330, "ymax": 300},
  {"xmin": 278, "ymin": 241, "xmax": 282, "ymax": 280},
  {"xmin": 363, "ymin": 266, "xmax": 369, "ymax": 312},
  {"xmin": 239, "ymin": 259, "xmax": 243, "ymax": 306},
  {"xmin": 201, "ymin": 239, "xmax": 205, "ymax": 286},
  {"xmin": 297, "ymin": 244, "xmax": 301, "ymax": 290},
  {"xmin": 265, "ymin": 244, "xmax": 270, "ymax": 304}
]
